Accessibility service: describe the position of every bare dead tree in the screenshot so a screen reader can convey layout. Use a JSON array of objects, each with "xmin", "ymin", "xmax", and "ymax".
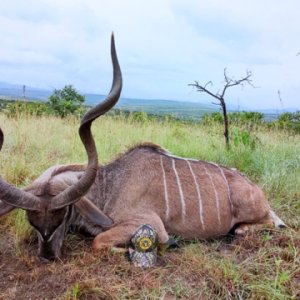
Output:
[
  {"xmin": 278, "ymin": 90, "xmax": 285, "ymax": 112},
  {"xmin": 189, "ymin": 69, "xmax": 253, "ymax": 149}
]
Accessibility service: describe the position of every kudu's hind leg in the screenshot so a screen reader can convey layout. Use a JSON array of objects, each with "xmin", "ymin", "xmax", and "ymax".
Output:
[
  {"xmin": 234, "ymin": 210, "xmax": 286, "ymax": 236},
  {"xmin": 269, "ymin": 210, "xmax": 286, "ymax": 228},
  {"xmin": 92, "ymin": 213, "xmax": 169, "ymax": 250}
]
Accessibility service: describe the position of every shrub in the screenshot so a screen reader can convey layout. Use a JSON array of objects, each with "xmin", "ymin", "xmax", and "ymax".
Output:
[
  {"xmin": 202, "ymin": 112, "xmax": 224, "ymax": 125},
  {"xmin": 129, "ymin": 111, "xmax": 149, "ymax": 123},
  {"xmin": 48, "ymin": 85, "xmax": 85, "ymax": 118},
  {"xmin": 231, "ymin": 127, "xmax": 258, "ymax": 149},
  {"xmin": 4, "ymin": 101, "xmax": 51, "ymax": 118},
  {"xmin": 276, "ymin": 111, "xmax": 300, "ymax": 133},
  {"xmin": 229, "ymin": 111, "xmax": 264, "ymax": 125}
]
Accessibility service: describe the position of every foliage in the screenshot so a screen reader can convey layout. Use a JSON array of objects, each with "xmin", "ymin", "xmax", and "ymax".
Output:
[
  {"xmin": 229, "ymin": 111, "xmax": 264, "ymax": 124},
  {"xmin": 202, "ymin": 111, "xmax": 264, "ymax": 126},
  {"xmin": 202, "ymin": 111, "xmax": 300, "ymax": 136},
  {"xmin": 129, "ymin": 111, "xmax": 149, "ymax": 123},
  {"xmin": 278, "ymin": 111, "xmax": 300, "ymax": 123},
  {"xmin": 202, "ymin": 112, "xmax": 224, "ymax": 125},
  {"xmin": 231, "ymin": 127, "xmax": 258, "ymax": 149},
  {"xmin": 48, "ymin": 85, "xmax": 86, "ymax": 118},
  {"xmin": 4, "ymin": 101, "xmax": 51, "ymax": 118},
  {"xmin": 0, "ymin": 99, "xmax": 16, "ymax": 110},
  {"xmin": 276, "ymin": 111, "xmax": 300, "ymax": 133}
]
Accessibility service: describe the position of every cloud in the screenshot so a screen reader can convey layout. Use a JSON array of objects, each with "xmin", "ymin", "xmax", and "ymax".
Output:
[{"xmin": 0, "ymin": 0, "xmax": 299, "ymax": 109}]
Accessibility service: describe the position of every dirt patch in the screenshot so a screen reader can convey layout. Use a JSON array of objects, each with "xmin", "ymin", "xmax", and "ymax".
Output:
[
  {"xmin": 1, "ymin": 226, "xmax": 299, "ymax": 299},
  {"xmin": 0, "ymin": 225, "xmax": 68, "ymax": 300}
]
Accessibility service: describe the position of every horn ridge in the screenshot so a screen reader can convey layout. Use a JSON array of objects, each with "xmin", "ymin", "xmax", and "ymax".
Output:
[
  {"xmin": 52, "ymin": 33, "xmax": 122, "ymax": 209},
  {"xmin": 0, "ymin": 127, "xmax": 41, "ymax": 210},
  {"xmin": 0, "ymin": 127, "xmax": 4, "ymax": 151},
  {"xmin": 0, "ymin": 176, "xmax": 41, "ymax": 211}
]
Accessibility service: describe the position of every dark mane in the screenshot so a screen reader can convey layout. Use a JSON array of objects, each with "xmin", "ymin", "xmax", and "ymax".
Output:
[
  {"xmin": 125, "ymin": 142, "xmax": 168, "ymax": 154},
  {"xmin": 111, "ymin": 142, "xmax": 169, "ymax": 163}
]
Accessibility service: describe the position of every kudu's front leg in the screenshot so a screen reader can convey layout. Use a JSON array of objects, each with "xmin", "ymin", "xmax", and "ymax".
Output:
[{"xmin": 92, "ymin": 213, "xmax": 169, "ymax": 250}]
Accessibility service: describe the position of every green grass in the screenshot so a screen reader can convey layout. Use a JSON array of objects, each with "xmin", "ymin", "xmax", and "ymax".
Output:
[{"xmin": 0, "ymin": 113, "xmax": 299, "ymax": 299}]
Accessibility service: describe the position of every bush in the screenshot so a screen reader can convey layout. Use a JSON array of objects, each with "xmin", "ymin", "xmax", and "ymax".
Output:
[
  {"xmin": 48, "ymin": 85, "xmax": 85, "ymax": 118},
  {"xmin": 276, "ymin": 111, "xmax": 300, "ymax": 133},
  {"xmin": 202, "ymin": 111, "xmax": 264, "ymax": 126},
  {"xmin": 129, "ymin": 111, "xmax": 149, "ymax": 123},
  {"xmin": 229, "ymin": 111, "xmax": 264, "ymax": 124},
  {"xmin": 4, "ymin": 101, "xmax": 51, "ymax": 118},
  {"xmin": 202, "ymin": 112, "xmax": 224, "ymax": 125},
  {"xmin": 231, "ymin": 127, "xmax": 258, "ymax": 149}
]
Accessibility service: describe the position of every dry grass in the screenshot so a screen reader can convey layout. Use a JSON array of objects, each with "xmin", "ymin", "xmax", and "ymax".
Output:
[{"xmin": 0, "ymin": 113, "xmax": 299, "ymax": 299}]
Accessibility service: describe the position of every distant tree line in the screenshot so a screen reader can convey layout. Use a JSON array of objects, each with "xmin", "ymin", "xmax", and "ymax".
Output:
[
  {"xmin": 0, "ymin": 85, "xmax": 87, "ymax": 118},
  {"xmin": 0, "ymin": 86, "xmax": 299, "ymax": 134}
]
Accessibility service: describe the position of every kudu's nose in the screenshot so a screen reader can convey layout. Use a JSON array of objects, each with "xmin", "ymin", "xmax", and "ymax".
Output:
[{"xmin": 38, "ymin": 255, "xmax": 56, "ymax": 263}]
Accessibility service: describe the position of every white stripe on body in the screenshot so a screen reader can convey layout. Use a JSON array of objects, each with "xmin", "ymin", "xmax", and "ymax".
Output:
[
  {"xmin": 102, "ymin": 169, "xmax": 110, "ymax": 211},
  {"xmin": 171, "ymin": 158, "xmax": 186, "ymax": 219},
  {"xmin": 165, "ymin": 152, "xmax": 219, "ymax": 166},
  {"xmin": 210, "ymin": 162, "xmax": 234, "ymax": 214},
  {"xmin": 186, "ymin": 160, "xmax": 205, "ymax": 230},
  {"xmin": 203, "ymin": 165, "xmax": 221, "ymax": 225},
  {"xmin": 166, "ymin": 153, "xmax": 199, "ymax": 161},
  {"xmin": 102, "ymin": 169, "xmax": 106, "ymax": 200},
  {"xmin": 234, "ymin": 170, "xmax": 257, "ymax": 209},
  {"xmin": 160, "ymin": 156, "xmax": 170, "ymax": 221},
  {"xmin": 249, "ymin": 184, "xmax": 255, "ymax": 208},
  {"xmin": 165, "ymin": 152, "xmax": 226, "ymax": 225}
]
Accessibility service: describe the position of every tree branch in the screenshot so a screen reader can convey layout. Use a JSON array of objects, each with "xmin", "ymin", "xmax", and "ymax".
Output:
[
  {"xmin": 189, "ymin": 68, "xmax": 254, "ymax": 150},
  {"xmin": 220, "ymin": 69, "xmax": 253, "ymax": 98},
  {"xmin": 188, "ymin": 81, "xmax": 221, "ymax": 101}
]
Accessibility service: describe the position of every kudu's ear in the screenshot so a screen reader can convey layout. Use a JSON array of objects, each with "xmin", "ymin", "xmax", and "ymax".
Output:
[
  {"xmin": 0, "ymin": 200, "xmax": 15, "ymax": 216},
  {"xmin": 75, "ymin": 197, "xmax": 113, "ymax": 228}
]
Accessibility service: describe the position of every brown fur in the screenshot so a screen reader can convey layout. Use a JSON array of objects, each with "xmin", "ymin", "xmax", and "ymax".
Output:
[
  {"xmin": 67, "ymin": 144, "xmax": 282, "ymax": 249},
  {"xmin": 52, "ymin": 164, "xmax": 87, "ymax": 177},
  {"xmin": 12, "ymin": 143, "xmax": 284, "ymax": 254}
]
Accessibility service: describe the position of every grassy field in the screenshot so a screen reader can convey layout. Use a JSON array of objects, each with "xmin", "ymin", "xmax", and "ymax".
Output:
[{"xmin": 0, "ymin": 113, "xmax": 299, "ymax": 299}]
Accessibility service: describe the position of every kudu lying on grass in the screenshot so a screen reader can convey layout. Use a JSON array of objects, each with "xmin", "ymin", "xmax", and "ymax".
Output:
[{"xmin": 0, "ymin": 34, "xmax": 285, "ymax": 262}]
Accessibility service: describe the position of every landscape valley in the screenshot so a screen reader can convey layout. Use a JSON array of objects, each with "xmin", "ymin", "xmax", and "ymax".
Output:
[{"xmin": 0, "ymin": 81, "xmax": 295, "ymax": 121}]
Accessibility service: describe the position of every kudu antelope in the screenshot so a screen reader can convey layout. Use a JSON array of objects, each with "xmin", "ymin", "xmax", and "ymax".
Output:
[{"xmin": 0, "ymin": 34, "xmax": 285, "ymax": 262}]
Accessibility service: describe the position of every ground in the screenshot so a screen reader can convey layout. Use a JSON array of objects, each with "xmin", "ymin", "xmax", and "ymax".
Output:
[{"xmin": 0, "ymin": 221, "xmax": 299, "ymax": 300}]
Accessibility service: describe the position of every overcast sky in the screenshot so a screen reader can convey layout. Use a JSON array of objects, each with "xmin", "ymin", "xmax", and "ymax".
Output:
[{"xmin": 0, "ymin": 0, "xmax": 299, "ymax": 110}]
